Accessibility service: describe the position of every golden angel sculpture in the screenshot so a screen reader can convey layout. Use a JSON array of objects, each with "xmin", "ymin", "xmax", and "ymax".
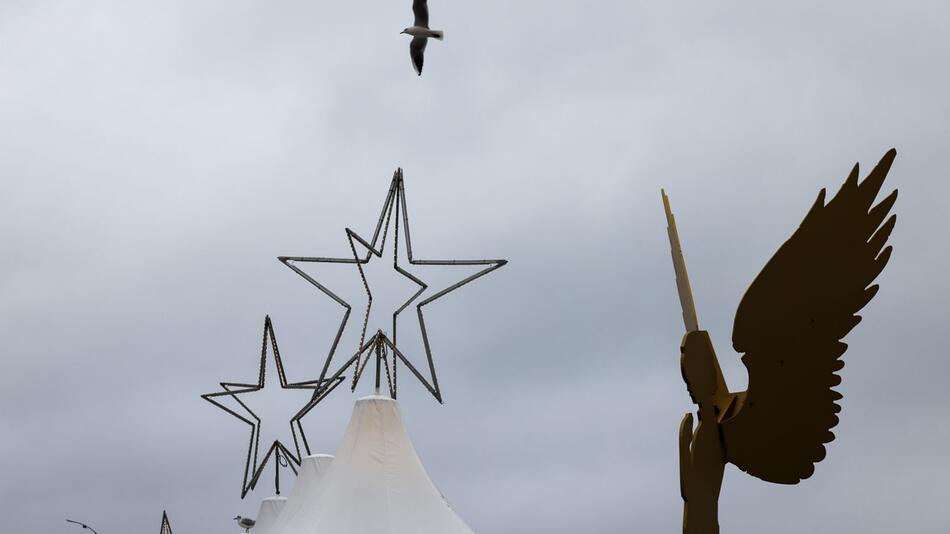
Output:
[{"xmin": 662, "ymin": 149, "xmax": 899, "ymax": 534}]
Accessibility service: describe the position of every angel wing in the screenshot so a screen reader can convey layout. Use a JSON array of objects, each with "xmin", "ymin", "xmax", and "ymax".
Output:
[{"xmin": 720, "ymin": 149, "xmax": 898, "ymax": 484}]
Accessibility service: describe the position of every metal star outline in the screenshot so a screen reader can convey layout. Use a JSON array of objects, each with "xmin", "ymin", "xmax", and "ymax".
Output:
[
  {"xmin": 279, "ymin": 168, "xmax": 507, "ymax": 405},
  {"xmin": 160, "ymin": 511, "xmax": 173, "ymax": 534},
  {"xmin": 201, "ymin": 315, "xmax": 344, "ymax": 498}
]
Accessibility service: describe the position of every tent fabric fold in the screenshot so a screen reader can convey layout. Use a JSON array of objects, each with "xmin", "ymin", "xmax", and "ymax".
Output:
[
  {"xmin": 267, "ymin": 453, "xmax": 333, "ymax": 533},
  {"xmin": 251, "ymin": 495, "xmax": 287, "ymax": 534},
  {"xmin": 271, "ymin": 394, "xmax": 474, "ymax": 534}
]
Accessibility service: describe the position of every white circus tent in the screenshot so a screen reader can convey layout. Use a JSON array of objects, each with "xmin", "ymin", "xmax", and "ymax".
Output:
[
  {"xmin": 271, "ymin": 394, "xmax": 474, "ymax": 534},
  {"xmin": 250, "ymin": 495, "xmax": 287, "ymax": 534},
  {"xmin": 267, "ymin": 453, "xmax": 333, "ymax": 532}
]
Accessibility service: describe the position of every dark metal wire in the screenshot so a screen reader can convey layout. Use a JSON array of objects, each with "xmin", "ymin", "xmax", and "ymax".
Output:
[
  {"xmin": 160, "ymin": 511, "xmax": 173, "ymax": 534},
  {"xmin": 65, "ymin": 519, "xmax": 99, "ymax": 534},
  {"xmin": 201, "ymin": 168, "xmax": 504, "ymax": 499},
  {"xmin": 279, "ymin": 168, "xmax": 507, "ymax": 406},
  {"xmin": 201, "ymin": 316, "xmax": 344, "ymax": 498}
]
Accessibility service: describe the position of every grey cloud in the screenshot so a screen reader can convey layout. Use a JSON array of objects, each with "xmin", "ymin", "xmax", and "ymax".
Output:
[{"xmin": 1, "ymin": 1, "xmax": 948, "ymax": 533}]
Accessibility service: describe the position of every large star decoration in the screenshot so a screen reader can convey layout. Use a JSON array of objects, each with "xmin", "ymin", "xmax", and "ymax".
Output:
[
  {"xmin": 279, "ymin": 168, "xmax": 506, "ymax": 405},
  {"xmin": 201, "ymin": 316, "xmax": 344, "ymax": 498}
]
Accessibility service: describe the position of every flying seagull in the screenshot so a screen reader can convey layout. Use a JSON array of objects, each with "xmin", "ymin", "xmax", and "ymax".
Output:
[
  {"xmin": 234, "ymin": 515, "xmax": 256, "ymax": 532},
  {"xmin": 400, "ymin": 0, "xmax": 443, "ymax": 75}
]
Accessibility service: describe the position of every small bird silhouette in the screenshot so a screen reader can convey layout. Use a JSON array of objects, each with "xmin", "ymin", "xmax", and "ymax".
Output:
[
  {"xmin": 400, "ymin": 0, "xmax": 443, "ymax": 75},
  {"xmin": 234, "ymin": 515, "xmax": 256, "ymax": 532}
]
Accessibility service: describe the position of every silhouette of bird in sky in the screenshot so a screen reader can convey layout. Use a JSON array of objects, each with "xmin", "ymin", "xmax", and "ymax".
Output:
[{"xmin": 401, "ymin": 0, "xmax": 443, "ymax": 75}]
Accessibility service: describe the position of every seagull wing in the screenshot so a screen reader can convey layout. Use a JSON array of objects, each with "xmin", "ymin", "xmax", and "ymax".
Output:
[
  {"xmin": 721, "ymin": 149, "xmax": 898, "ymax": 484},
  {"xmin": 410, "ymin": 36, "xmax": 427, "ymax": 75},
  {"xmin": 413, "ymin": 0, "xmax": 429, "ymax": 28}
]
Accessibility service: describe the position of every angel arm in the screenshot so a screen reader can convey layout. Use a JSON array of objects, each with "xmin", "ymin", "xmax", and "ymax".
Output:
[
  {"xmin": 721, "ymin": 149, "xmax": 898, "ymax": 484},
  {"xmin": 680, "ymin": 412, "xmax": 693, "ymax": 501}
]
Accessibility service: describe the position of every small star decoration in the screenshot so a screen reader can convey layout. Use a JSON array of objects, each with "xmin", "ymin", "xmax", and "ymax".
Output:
[
  {"xmin": 160, "ymin": 511, "xmax": 173, "ymax": 534},
  {"xmin": 202, "ymin": 316, "xmax": 343, "ymax": 498}
]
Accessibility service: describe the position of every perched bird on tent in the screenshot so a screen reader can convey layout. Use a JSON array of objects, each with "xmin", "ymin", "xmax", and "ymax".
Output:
[
  {"xmin": 400, "ymin": 0, "xmax": 443, "ymax": 75},
  {"xmin": 233, "ymin": 515, "xmax": 256, "ymax": 532},
  {"xmin": 665, "ymin": 149, "xmax": 899, "ymax": 534}
]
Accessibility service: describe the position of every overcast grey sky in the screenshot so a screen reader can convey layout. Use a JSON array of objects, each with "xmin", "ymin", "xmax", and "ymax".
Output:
[{"xmin": 1, "ymin": 1, "xmax": 948, "ymax": 533}]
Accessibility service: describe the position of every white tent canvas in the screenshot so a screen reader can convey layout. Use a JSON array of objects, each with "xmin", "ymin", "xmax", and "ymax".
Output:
[
  {"xmin": 268, "ymin": 453, "xmax": 333, "ymax": 533},
  {"xmin": 250, "ymin": 495, "xmax": 287, "ymax": 534},
  {"xmin": 273, "ymin": 394, "xmax": 474, "ymax": 534}
]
